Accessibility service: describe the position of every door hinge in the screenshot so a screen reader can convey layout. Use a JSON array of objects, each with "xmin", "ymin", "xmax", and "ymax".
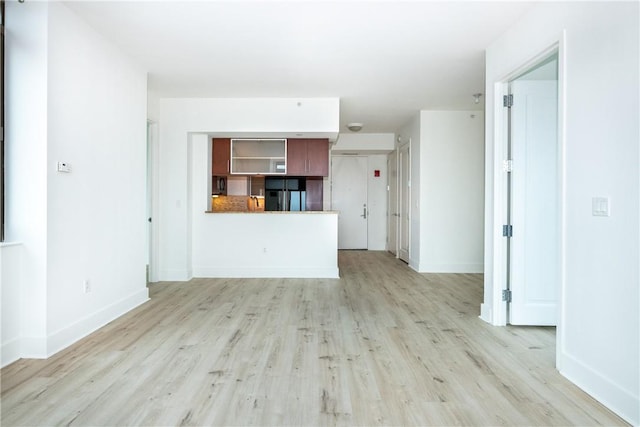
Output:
[
  {"xmin": 503, "ymin": 159, "xmax": 513, "ymax": 172},
  {"xmin": 502, "ymin": 224, "xmax": 513, "ymax": 238},
  {"xmin": 503, "ymin": 94, "xmax": 514, "ymax": 108},
  {"xmin": 502, "ymin": 289, "xmax": 512, "ymax": 303}
]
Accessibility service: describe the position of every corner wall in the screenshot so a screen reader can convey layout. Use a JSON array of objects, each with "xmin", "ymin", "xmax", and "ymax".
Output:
[
  {"xmin": 5, "ymin": 0, "xmax": 49, "ymax": 357},
  {"xmin": 484, "ymin": 3, "xmax": 639, "ymax": 424},
  {"xmin": 419, "ymin": 111, "xmax": 484, "ymax": 273},
  {"xmin": 1, "ymin": 243, "xmax": 22, "ymax": 366},
  {"xmin": 3, "ymin": 1, "xmax": 149, "ymax": 363},
  {"xmin": 396, "ymin": 111, "xmax": 484, "ymax": 273}
]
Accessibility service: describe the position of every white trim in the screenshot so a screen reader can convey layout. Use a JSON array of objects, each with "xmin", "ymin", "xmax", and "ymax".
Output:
[
  {"xmin": 1, "ymin": 338, "xmax": 21, "ymax": 367},
  {"xmin": 18, "ymin": 336, "xmax": 48, "ymax": 360},
  {"xmin": 147, "ymin": 121, "xmax": 160, "ymax": 283},
  {"xmin": 4, "ymin": 289, "xmax": 150, "ymax": 365},
  {"xmin": 560, "ymin": 352, "xmax": 640, "ymax": 426},
  {"xmin": 489, "ymin": 39, "xmax": 564, "ymax": 327},
  {"xmin": 490, "ymin": 80, "xmax": 509, "ymax": 326},
  {"xmin": 160, "ymin": 268, "xmax": 193, "ymax": 281},
  {"xmin": 417, "ymin": 263, "xmax": 484, "ymax": 274},
  {"xmin": 0, "ymin": 241, "xmax": 22, "ymax": 248},
  {"xmin": 556, "ymin": 30, "xmax": 568, "ymax": 372},
  {"xmin": 192, "ymin": 267, "xmax": 340, "ymax": 279},
  {"xmin": 47, "ymin": 289, "xmax": 149, "ymax": 357},
  {"xmin": 479, "ymin": 304, "xmax": 492, "ymax": 324}
]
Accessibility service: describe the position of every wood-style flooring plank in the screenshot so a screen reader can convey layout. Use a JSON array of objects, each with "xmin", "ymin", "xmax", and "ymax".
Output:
[{"xmin": 1, "ymin": 251, "xmax": 628, "ymax": 426}]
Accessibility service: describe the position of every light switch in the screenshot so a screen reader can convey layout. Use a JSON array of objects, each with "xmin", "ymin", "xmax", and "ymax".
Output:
[{"xmin": 592, "ymin": 197, "xmax": 610, "ymax": 217}]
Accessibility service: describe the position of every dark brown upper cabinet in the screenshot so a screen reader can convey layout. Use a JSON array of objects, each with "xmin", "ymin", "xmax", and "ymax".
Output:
[
  {"xmin": 286, "ymin": 138, "xmax": 329, "ymax": 176},
  {"xmin": 212, "ymin": 138, "xmax": 231, "ymax": 175}
]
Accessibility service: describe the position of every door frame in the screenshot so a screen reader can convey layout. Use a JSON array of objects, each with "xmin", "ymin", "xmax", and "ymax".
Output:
[
  {"xmin": 398, "ymin": 140, "xmax": 411, "ymax": 263},
  {"xmin": 489, "ymin": 36, "xmax": 566, "ymax": 365},
  {"xmin": 387, "ymin": 150, "xmax": 398, "ymax": 256},
  {"xmin": 146, "ymin": 120, "xmax": 159, "ymax": 283}
]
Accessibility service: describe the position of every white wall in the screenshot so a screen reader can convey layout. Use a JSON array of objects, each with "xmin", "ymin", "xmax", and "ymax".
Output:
[
  {"xmin": 419, "ymin": 111, "xmax": 484, "ymax": 272},
  {"xmin": 4, "ymin": 2, "xmax": 149, "ymax": 363},
  {"xmin": 1, "ymin": 244, "xmax": 22, "ymax": 366},
  {"xmin": 158, "ymin": 98, "xmax": 339, "ymax": 281},
  {"xmin": 332, "ymin": 133, "xmax": 395, "ymax": 153},
  {"xmin": 5, "ymin": 0, "xmax": 49, "ymax": 357},
  {"xmin": 396, "ymin": 111, "xmax": 484, "ymax": 273},
  {"xmin": 483, "ymin": 3, "xmax": 639, "ymax": 424}
]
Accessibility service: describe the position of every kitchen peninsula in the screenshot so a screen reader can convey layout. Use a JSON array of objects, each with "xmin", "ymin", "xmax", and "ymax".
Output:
[
  {"xmin": 195, "ymin": 210, "xmax": 339, "ymax": 278},
  {"xmin": 190, "ymin": 136, "xmax": 339, "ymax": 279}
]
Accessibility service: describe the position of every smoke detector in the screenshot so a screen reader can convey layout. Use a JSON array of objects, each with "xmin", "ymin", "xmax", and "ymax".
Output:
[{"xmin": 347, "ymin": 122, "xmax": 363, "ymax": 132}]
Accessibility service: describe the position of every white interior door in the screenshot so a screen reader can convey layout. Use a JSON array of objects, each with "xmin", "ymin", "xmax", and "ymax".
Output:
[
  {"xmin": 387, "ymin": 150, "xmax": 398, "ymax": 255},
  {"xmin": 331, "ymin": 156, "xmax": 368, "ymax": 249},
  {"xmin": 398, "ymin": 143, "xmax": 410, "ymax": 262},
  {"xmin": 509, "ymin": 76, "xmax": 559, "ymax": 326}
]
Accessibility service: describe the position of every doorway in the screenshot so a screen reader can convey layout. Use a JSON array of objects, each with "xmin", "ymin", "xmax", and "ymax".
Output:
[
  {"xmin": 398, "ymin": 142, "xmax": 410, "ymax": 263},
  {"xmin": 146, "ymin": 120, "xmax": 159, "ymax": 283},
  {"xmin": 505, "ymin": 53, "xmax": 560, "ymax": 326},
  {"xmin": 387, "ymin": 150, "xmax": 398, "ymax": 256},
  {"xmin": 331, "ymin": 155, "xmax": 368, "ymax": 249}
]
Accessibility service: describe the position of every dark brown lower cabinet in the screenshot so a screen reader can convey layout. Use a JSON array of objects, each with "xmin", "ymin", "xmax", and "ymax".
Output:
[{"xmin": 306, "ymin": 178, "xmax": 323, "ymax": 211}]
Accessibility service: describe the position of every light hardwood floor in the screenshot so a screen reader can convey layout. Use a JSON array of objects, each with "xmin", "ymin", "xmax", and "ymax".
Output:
[{"xmin": 1, "ymin": 251, "xmax": 627, "ymax": 426}]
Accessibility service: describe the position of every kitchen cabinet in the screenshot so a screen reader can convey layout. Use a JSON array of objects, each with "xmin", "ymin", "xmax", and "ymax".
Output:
[
  {"xmin": 287, "ymin": 138, "xmax": 329, "ymax": 176},
  {"xmin": 305, "ymin": 177, "xmax": 323, "ymax": 211},
  {"xmin": 212, "ymin": 138, "xmax": 231, "ymax": 175},
  {"xmin": 231, "ymin": 138, "xmax": 286, "ymax": 174}
]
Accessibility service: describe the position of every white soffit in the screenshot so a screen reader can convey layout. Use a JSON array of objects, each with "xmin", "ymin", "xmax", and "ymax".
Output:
[{"xmin": 64, "ymin": 1, "xmax": 536, "ymax": 133}]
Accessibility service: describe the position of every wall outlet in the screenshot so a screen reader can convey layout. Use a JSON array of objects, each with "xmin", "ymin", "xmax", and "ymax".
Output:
[{"xmin": 83, "ymin": 280, "xmax": 91, "ymax": 293}]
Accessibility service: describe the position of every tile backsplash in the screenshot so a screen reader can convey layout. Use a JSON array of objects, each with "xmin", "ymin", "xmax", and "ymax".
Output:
[{"xmin": 211, "ymin": 195, "xmax": 264, "ymax": 212}]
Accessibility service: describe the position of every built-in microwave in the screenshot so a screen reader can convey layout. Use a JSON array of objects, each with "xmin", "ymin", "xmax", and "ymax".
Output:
[{"xmin": 212, "ymin": 175, "xmax": 227, "ymax": 195}]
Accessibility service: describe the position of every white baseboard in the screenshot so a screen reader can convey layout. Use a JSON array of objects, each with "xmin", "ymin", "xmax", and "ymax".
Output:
[
  {"xmin": 560, "ymin": 351, "xmax": 639, "ymax": 426},
  {"xmin": 417, "ymin": 263, "xmax": 484, "ymax": 273},
  {"xmin": 479, "ymin": 303, "xmax": 492, "ymax": 324},
  {"xmin": 3, "ymin": 289, "xmax": 150, "ymax": 366},
  {"xmin": 160, "ymin": 269, "xmax": 192, "ymax": 281},
  {"xmin": 193, "ymin": 266, "xmax": 340, "ymax": 279},
  {"xmin": 47, "ymin": 288, "xmax": 149, "ymax": 358},
  {"xmin": 1, "ymin": 337, "xmax": 22, "ymax": 367},
  {"xmin": 19, "ymin": 336, "xmax": 48, "ymax": 360}
]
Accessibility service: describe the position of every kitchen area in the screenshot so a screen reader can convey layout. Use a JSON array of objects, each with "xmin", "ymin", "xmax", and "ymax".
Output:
[
  {"xmin": 190, "ymin": 135, "xmax": 339, "ymax": 279},
  {"xmin": 209, "ymin": 137, "xmax": 327, "ymax": 213}
]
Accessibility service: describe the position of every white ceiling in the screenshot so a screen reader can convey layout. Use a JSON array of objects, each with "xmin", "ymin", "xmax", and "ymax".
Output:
[{"xmin": 65, "ymin": 1, "xmax": 536, "ymax": 133}]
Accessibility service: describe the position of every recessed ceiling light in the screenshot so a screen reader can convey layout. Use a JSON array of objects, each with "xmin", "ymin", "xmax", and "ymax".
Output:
[{"xmin": 347, "ymin": 122, "xmax": 363, "ymax": 132}]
